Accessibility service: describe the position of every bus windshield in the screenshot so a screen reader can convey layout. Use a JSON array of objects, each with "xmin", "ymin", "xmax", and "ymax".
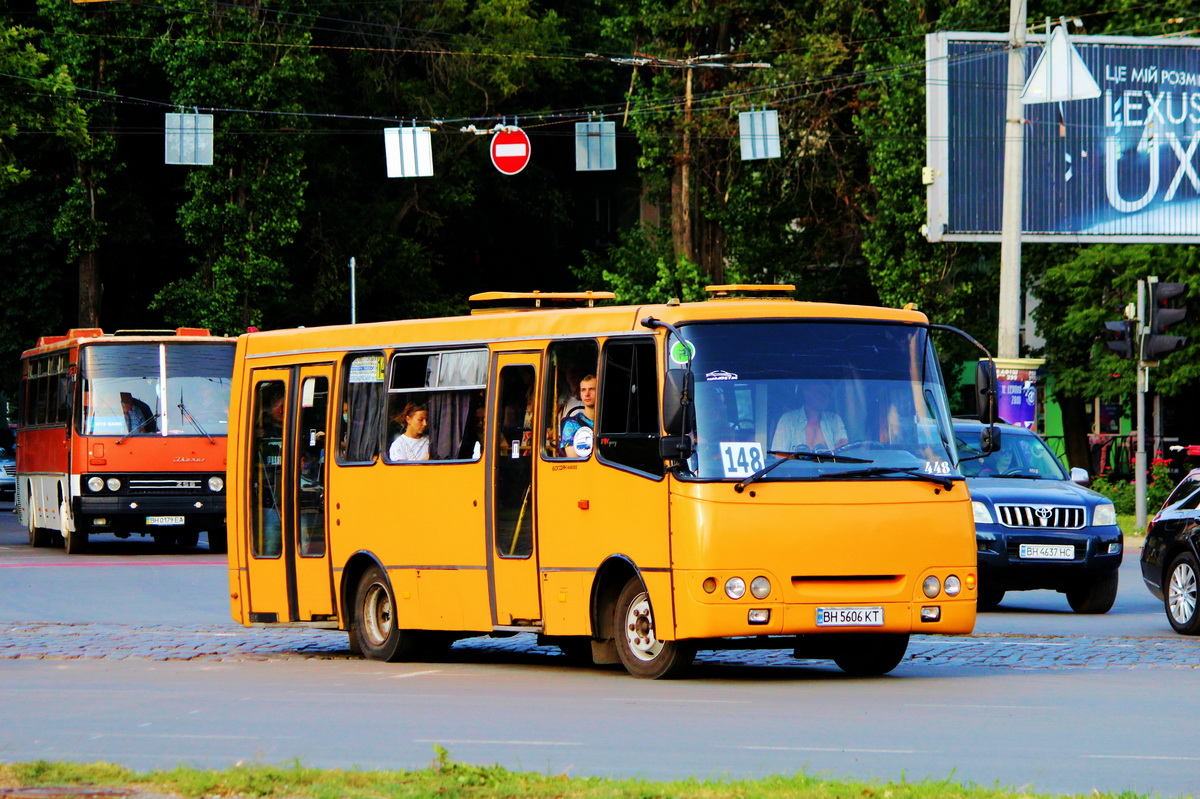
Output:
[
  {"xmin": 79, "ymin": 343, "xmax": 236, "ymax": 437},
  {"xmin": 680, "ymin": 321, "xmax": 960, "ymax": 482}
]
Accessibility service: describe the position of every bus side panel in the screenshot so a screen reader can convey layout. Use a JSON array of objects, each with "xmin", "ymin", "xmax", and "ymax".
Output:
[
  {"xmin": 329, "ymin": 460, "xmax": 491, "ymax": 632},
  {"xmin": 15, "ymin": 425, "xmax": 70, "ymax": 532},
  {"xmin": 536, "ymin": 458, "xmax": 672, "ymax": 637},
  {"xmin": 227, "ymin": 336, "xmax": 252, "ymax": 625}
]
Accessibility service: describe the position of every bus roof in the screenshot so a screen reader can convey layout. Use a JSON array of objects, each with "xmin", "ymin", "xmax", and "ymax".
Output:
[
  {"xmin": 236, "ymin": 294, "xmax": 932, "ymax": 359},
  {"xmin": 23, "ymin": 327, "xmax": 228, "ymax": 358}
]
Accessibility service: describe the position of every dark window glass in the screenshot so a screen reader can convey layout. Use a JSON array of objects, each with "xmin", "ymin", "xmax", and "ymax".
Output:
[{"xmin": 597, "ymin": 338, "xmax": 663, "ymax": 476}]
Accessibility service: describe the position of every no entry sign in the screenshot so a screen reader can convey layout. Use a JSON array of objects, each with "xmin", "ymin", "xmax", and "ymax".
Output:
[{"xmin": 490, "ymin": 127, "xmax": 531, "ymax": 175}]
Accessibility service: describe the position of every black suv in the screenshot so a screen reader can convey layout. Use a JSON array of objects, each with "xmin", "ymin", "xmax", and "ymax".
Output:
[
  {"xmin": 1140, "ymin": 468, "xmax": 1200, "ymax": 634},
  {"xmin": 954, "ymin": 420, "xmax": 1122, "ymax": 613}
]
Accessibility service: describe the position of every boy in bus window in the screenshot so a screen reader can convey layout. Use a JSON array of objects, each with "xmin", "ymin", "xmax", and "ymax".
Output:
[{"xmin": 560, "ymin": 374, "xmax": 596, "ymax": 458}]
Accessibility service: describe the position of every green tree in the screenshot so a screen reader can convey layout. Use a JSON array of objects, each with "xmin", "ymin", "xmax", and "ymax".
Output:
[{"xmin": 149, "ymin": 0, "xmax": 323, "ymax": 334}]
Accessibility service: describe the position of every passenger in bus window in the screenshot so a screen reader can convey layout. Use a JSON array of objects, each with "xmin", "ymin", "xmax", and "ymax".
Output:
[
  {"xmin": 771, "ymin": 383, "xmax": 848, "ymax": 454},
  {"xmin": 560, "ymin": 374, "xmax": 597, "ymax": 458},
  {"xmin": 120, "ymin": 392, "xmax": 157, "ymax": 434},
  {"xmin": 388, "ymin": 403, "xmax": 430, "ymax": 461}
]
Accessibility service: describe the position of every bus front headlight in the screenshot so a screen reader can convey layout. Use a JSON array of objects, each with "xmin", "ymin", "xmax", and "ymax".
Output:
[
  {"xmin": 87, "ymin": 477, "xmax": 104, "ymax": 492},
  {"xmin": 724, "ymin": 577, "xmax": 746, "ymax": 600},
  {"xmin": 208, "ymin": 476, "xmax": 224, "ymax": 492},
  {"xmin": 923, "ymin": 575, "xmax": 941, "ymax": 598},
  {"xmin": 105, "ymin": 477, "xmax": 121, "ymax": 492},
  {"xmin": 750, "ymin": 576, "xmax": 771, "ymax": 599}
]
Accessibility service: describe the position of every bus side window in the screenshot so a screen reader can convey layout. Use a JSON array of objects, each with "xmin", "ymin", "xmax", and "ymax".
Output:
[
  {"xmin": 543, "ymin": 339, "xmax": 599, "ymax": 459},
  {"xmin": 596, "ymin": 338, "xmax": 663, "ymax": 477},
  {"xmin": 339, "ymin": 353, "xmax": 386, "ymax": 464}
]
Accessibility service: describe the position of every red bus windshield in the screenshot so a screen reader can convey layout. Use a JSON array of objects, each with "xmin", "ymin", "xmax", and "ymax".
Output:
[{"xmin": 79, "ymin": 342, "xmax": 236, "ymax": 437}]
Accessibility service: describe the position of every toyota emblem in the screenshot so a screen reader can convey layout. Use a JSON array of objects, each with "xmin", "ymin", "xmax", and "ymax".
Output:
[{"xmin": 1035, "ymin": 506, "xmax": 1052, "ymax": 520}]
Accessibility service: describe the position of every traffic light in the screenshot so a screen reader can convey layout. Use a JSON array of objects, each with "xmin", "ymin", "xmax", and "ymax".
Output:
[
  {"xmin": 1142, "ymin": 281, "xmax": 1188, "ymax": 362},
  {"xmin": 1104, "ymin": 320, "xmax": 1134, "ymax": 359}
]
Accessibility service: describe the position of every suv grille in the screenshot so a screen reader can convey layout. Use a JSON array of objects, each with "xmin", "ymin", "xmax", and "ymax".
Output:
[{"xmin": 996, "ymin": 504, "xmax": 1085, "ymax": 529}]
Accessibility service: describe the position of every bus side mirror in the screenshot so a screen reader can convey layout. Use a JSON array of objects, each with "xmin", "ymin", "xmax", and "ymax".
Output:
[
  {"xmin": 659, "ymin": 435, "xmax": 694, "ymax": 461},
  {"xmin": 980, "ymin": 426, "xmax": 1001, "ymax": 454},
  {"xmin": 662, "ymin": 369, "xmax": 693, "ymax": 436},
  {"xmin": 975, "ymin": 360, "xmax": 998, "ymax": 424}
]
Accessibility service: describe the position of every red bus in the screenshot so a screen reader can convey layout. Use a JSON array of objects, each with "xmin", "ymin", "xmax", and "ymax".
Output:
[{"xmin": 15, "ymin": 328, "xmax": 236, "ymax": 554}]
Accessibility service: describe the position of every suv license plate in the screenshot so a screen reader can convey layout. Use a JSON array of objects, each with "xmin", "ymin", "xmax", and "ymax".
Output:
[
  {"xmin": 147, "ymin": 516, "xmax": 185, "ymax": 526},
  {"xmin": 1019, "ymin": 544, "xmax": 1074, "ymax": 560},
  {"xmin": 816, "ymin": 607, "xmax": 884, "ymax": 627}
]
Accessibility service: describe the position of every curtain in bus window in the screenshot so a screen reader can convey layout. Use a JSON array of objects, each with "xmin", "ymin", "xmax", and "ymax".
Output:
[
  {"xmin": 428, "ymin": 391, "xmax": 474, "ymax": 460},
  {"xmin": 165, "ymin": 344, "xmax": 235, "ymax": 436},
  {"xmin": 342, "ymin": 354, "xmax": 385, "ymax": 462},
  {"xmin": 437, "ymin": 350, "xmax": 488, "ymax": 386},
  {"xmin": 81, "ymin": 345, "xmax": 161, "ymax": 435}
]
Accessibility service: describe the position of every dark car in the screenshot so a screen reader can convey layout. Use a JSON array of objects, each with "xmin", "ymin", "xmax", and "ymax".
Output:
[
  {"xmin": 0, "ymin": 444, "xmax": 15, "ymax": 503},
  {"xmin": 954, "ymin": 420, "xmax": 1122, "ymax": 613},
  {"xmin": 1140, "ymin": 468, "xmax": 1200, "ymax": 634}
]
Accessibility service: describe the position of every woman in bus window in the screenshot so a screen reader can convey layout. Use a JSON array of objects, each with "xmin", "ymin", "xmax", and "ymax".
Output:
[{"xmin": 389, "ymin": 403, "xmax": 430, "ymax": 461}]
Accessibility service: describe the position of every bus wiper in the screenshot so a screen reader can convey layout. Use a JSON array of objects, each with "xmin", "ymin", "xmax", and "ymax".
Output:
[
  {"xmin": 734, "ymin": 448, "xmax": 872, "ymax": 493},
  {"xmin": 115, "ymin": 413, "xmax": 160, "ymax": 445},
  {"xmin": 179, "ymin": 401, "xmax": 215, "ymax": 444},
  {"xmin": 822, "ymin": 466, "xmax": 954, "ymax": 490}
]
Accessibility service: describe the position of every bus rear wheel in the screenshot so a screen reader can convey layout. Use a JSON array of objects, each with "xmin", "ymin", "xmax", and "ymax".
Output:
[
  {"xmin": 832, "ymin": 633, "xmax": 909, "ymax": 676},
  {"xmin": 354, "ymin": 565, "xmax": 420, "ymax": 662},
  {"xmin": 614, "ymin": 577, "xmax": 694, "ymax": 679}
]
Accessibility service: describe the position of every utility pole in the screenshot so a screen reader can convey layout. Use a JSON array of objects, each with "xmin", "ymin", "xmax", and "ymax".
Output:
[
  {"xmin": 1135, "ymin": 279, "xmax": 1148, "ymax": 529},
  {"xmin": 997, "ymin": 0, "xmax": 1027, "ymax": 358},
  {"xmin": 349, "ymin": 257, "xmax": 357, "ymax": 325}
]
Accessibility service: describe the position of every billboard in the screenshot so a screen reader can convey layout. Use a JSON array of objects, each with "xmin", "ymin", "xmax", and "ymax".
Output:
[{"xmin": 926, "ymin": 32, "xmax": 1200, "ymax": 242}]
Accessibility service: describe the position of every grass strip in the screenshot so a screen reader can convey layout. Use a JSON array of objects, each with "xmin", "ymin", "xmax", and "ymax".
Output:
[{"xmin": 0, "ymin": 752, "xmax": 1156, "ymax": 799}]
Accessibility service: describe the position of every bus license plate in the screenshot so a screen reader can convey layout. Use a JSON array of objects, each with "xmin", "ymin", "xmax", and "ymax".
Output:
[
  {"xmin": 816, "ymin": 607, "xmax": 884, "ymax": 627},
  {"xmin": 147, "ymin": 516, "xmax": 185, "ymax": 526},
  {"xmin": 1019, "ymin": 544, "xmax": 1074, "ymax": 560}
]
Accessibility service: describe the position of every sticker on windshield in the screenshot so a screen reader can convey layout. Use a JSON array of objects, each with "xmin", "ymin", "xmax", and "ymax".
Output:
[
  {"xmin": 670, "ymin": 340, "xmax": 697, "ymax": 365},
  {"xmin": 721, "ymin": 442, "xmax": 765, "ymax": 478},
  {"xmin": 923, "ymin": 460, "xmax": 951, "ymax": 476},
  {"xmin": 705, "ymin": 370, "xmax": 738, "ymax": 381}
]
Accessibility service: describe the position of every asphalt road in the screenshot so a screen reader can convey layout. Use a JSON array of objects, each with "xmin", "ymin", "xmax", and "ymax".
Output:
[{"xmin": 1, "ymin": 503, "xmax": 1198, "ymax": 798}]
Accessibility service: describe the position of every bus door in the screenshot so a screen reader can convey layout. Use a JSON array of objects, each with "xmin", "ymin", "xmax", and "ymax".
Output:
[
  {"xmin": 488, "ymin": 354, "xmax": 541, "ymax": 626},
  {"xmin": 244, "ymin": 365, "xmax": 336, "ymax": 623}
]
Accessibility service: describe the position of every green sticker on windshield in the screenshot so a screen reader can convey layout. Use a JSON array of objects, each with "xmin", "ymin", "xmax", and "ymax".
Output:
[{"xmin": 670, "ymin": 340, "xmax": 696, "ymax": 365}]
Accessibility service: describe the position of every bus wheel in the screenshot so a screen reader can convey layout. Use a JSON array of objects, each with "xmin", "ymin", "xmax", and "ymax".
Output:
[
  {"xmin": 354, "ymin": 565, "xmax": 419, "ymax": 662},
  {"xmin": 64, "ymin": 528, "xmax": 88, "ymax": 555},
  {"xmin": 26, "ymin": 490, "xmax": 53, "ymax": 548},
  {"xmin": 832, "ymin": 633, "xmax": 909, "ymax": 676},
  {"xmin": 207, "ymin": 527, "xmax": 228, "ymax": 555},
  {"xmin": 614, "ymin": 577, "xmax": 694, "ymax": 679}
]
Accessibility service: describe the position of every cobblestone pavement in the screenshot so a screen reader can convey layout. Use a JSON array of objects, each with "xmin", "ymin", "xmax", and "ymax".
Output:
[{"xmin": 1, "ymin": 622, "xmax": 1197, "ymax": 669}]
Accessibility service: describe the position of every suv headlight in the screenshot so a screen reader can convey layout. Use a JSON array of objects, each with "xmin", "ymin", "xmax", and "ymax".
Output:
[
  {"xmin": 972, "ymin": 501, "xmax": 994, "ymax": 524},
  {"xmin": 1093, "ymin": 502, "xmax": 1116, "ymax": 526}
]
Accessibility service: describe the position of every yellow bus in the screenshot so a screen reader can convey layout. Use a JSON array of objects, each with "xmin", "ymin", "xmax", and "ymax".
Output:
[{"xmin": 227, "ymin": 287, "xmax": 997, "ymax": 678}]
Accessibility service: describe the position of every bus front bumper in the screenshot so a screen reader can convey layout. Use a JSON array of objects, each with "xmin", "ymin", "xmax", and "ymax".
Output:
[{"xmin": 74, "ymin": 495, "xmax": 226, "ymax": 531}]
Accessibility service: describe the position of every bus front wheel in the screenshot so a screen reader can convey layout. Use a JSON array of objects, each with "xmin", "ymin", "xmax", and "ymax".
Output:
[
  {"xmin": 354, "ymin": 565, "xmax": 420, "ymax": 662},
  {"xmin": 613, "ymin": 577, "xmax": 694, "ymax": 679},
  {"xmin": 64, "ymin": 528, "xmax": 87, "ymax": 555},
  {"xmin": 832, "ymin": 633, "xmax": 909, "ymax": 676}
]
